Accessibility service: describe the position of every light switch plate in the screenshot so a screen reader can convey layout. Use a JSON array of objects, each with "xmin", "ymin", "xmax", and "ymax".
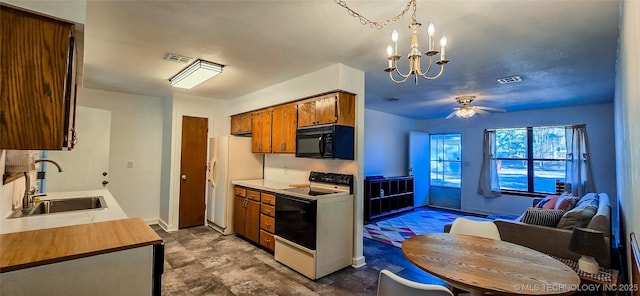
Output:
[{"xmin": 127, "ymin": 161, "xmax": 134, "ymax": 168}]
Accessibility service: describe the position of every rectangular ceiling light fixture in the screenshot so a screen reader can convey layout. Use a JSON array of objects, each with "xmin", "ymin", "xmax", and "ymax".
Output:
[{"xmin": 169, "ymin": 59, "xmax": 224, "ymax": 89}]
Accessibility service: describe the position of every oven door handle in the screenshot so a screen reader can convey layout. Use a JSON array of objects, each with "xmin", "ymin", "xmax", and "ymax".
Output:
[
  {"xmin": 318, "ymin": 135, "xmax": 325, "ymax": 157},
  {"xmin": 277, "ymin": 194, "xmax": 313, "ymax": 204}
]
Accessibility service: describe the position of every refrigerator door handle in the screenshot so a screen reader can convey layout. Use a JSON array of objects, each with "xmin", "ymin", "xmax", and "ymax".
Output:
[{"xmin": 207, "ymin": 158, "xmax": 217, "ymax": 188}]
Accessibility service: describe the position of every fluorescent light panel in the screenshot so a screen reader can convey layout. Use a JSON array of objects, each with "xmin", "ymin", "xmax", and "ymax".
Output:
[{"xmin": 169, "ymin": 59, "xmax": 223, "ymax": 89}]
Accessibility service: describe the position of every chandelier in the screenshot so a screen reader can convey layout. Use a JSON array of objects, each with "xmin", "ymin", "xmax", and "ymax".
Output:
[{"xmin": 335, "ymin": 0, "xmax": 450, "ymax": 84}]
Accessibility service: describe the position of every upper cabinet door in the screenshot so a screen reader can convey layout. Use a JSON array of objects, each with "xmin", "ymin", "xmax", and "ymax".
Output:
[
  {"xmin": 231, "ymin": 113, "xmax": 252, "ymax": 135},
  {"xmin": 297, "ymin": 101, "xmax": 316, "ymax": 128},
  {"xmin": 271, "ymin": 104, "xmax": 297, "ymax": 153},
  {"xmin": 1, "ymin": 5, "xmax": 77, "ymax": 150},
  {"xmin": 251, "ymin": 109, "xmax": 272, "ymax": 153},
  {"xmin": 315, "ymin": 94, "xmax": 338, "ymax": 125}
]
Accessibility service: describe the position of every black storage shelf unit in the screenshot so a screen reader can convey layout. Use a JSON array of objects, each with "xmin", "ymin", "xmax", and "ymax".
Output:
[{"xmin": 364, "ymin": 176, "xmax": 414, "ymax": 221}]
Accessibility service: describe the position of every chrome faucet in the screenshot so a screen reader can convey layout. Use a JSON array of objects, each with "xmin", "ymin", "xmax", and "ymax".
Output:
[
  {"xmin": 35, "ymin": 159, "xmax": 64, "ymax": 172},
  {"xmin": 22, "ymin": 172, "xmax": 36, "ymax": 211},
  {"xmin": 22, "ymin": 159, "xmax": 64, "ymax": 210}
]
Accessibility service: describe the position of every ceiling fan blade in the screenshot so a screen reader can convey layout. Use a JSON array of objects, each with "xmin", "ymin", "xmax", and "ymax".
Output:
[
  {"xmin": 474, "ymin": 109, "xmax": 490, "ymax": 115},
  {"xmin": 474, "ymin": 106, "xmax": 506, "ymax": 112},
  {"xmin": 445, "ymin": 111, "xmax": 457, "ymax": 119}
]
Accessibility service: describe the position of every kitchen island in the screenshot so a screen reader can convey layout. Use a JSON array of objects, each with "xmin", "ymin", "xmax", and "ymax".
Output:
[{"xmin": 0, "ymin": 189, "xmax": 163, "ymax": 296}]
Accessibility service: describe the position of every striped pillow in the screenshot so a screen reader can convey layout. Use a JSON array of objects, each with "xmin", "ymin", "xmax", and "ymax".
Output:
[{"xmin": 520, "ymin": 208, "xmax": 565, "ymax": 227}]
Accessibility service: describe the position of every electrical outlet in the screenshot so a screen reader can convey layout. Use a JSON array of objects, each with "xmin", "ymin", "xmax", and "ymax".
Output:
[{"xmin": 127, "ymin": 161, "xmax": 134, "ymax": 168}]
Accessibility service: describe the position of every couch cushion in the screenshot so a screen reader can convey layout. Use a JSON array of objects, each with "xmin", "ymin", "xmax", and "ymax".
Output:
[
  {"xmin": 520, "ymin": 208, "xmax": 565, "ymax": 227},
  {"xmin": 535, "ymin": 195, "xmax": 559, "ymax": 208}
]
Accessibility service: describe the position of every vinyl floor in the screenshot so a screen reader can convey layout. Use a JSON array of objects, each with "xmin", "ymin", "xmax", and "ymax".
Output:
[{"xmin": 153, "ymin": 224, "xmax": 446, "ymax": 296}]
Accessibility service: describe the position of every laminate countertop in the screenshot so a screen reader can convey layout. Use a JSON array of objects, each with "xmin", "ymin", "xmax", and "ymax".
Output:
[{"xmin": 0, "ymin": 217, "xmax": 162, "ymax": 273}]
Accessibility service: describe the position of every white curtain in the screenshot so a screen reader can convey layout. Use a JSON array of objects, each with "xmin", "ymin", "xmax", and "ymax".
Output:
[
  {"xmin": 478, "ymin": 130, "xmax": 501, "ymax": 197},
  {"xmin": 565, "ymin": 125, "xmax": 595, "ymax": 196}
]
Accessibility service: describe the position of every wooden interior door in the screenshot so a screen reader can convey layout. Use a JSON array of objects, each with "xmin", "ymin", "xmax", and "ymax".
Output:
[{"xmin": 179, "ymin": 116, "xmax": 208, "ymax": 228}]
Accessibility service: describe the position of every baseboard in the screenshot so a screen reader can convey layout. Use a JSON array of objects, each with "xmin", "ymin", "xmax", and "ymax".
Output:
[
  {"xmin": 144, "ymin": 218, "xmax": 158, "ymax": 225},
  {"xmin": 157, "ymin": 218, "xmax": 178, "ymax": 232},
  {"xmin": 352, "ymin": 256, "xmax": 366, "ymax": 268}
]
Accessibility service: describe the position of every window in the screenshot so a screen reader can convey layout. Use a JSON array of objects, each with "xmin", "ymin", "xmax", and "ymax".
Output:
[
  {"xmin": 495, "ymin": 126, "xmax": 566, "ymax": 194},
  {"xmin": 430, "ymin": 134, "xmax": 461, "ymax": 188}
]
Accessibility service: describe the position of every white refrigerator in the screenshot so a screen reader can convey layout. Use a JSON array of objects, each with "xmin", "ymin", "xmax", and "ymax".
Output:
[{"xmin": 207, "ymin": 136, "xmax": 263, "ymax": 235}]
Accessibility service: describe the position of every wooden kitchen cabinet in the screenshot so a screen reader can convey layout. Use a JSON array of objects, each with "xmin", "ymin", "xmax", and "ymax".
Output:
[
  {"xmin": 297, "ymin": 91, "xmax": 356, "ymax": 128},
  {"xmin": 230, "ymin": 112, "xmax": 252, "ymax": 135},
  {"xmin": 1, "ymin": 5, "xmax": 79, "ymax": 150},
  {"xmin": 233, "ymin": 187, "xmax": 260, "ymax": 243},
  {"xmin": 251, "ymin": 109, "xmax": 272, "ymax": 153},
  {"xmin": 271, "ymin": 103, "xmax": 297, "ymax": 153},
  {"xmin": 233, "ymin": 186, "xmax": 260, "ymax": 243}
]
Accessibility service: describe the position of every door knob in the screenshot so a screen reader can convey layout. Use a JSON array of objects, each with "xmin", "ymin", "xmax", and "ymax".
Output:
[{"xmin": 181, "ymin": 175, "xmax": 187, "ymax": 180}]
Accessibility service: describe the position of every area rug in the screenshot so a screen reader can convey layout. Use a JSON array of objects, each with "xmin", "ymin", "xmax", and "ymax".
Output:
[{"xmin": 363, "ymin": 207, "xmax": 469, "ymax": 248}]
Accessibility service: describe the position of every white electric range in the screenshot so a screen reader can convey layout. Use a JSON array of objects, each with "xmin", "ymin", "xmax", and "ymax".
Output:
[{"xmin": 273, "ymin": 171, "xmax": 354, "ymax": 280}]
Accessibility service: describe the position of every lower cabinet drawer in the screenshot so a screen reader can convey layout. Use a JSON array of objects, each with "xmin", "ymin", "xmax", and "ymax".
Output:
[
  {"xmin": 260, "ymin": 214, "xmax": 275, "ymax": 233},
  {"xmin": 261, "ymin": 204, "xmax": 275, "ymax": 217},
  {"xmin": 260, "ymin": 230, "xmax": 275, "ymax": 251}
]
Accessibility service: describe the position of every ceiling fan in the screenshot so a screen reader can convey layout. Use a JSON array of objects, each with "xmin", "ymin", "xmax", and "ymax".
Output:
[{"xmin": 446, "ymin": 96, "xmax": 506, "ymax": 119}]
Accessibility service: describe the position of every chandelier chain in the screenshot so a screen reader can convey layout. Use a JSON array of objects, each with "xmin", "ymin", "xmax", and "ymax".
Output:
[{"xmin": 333, "ymin": 0, "xmax": 416, "ymax": 29}]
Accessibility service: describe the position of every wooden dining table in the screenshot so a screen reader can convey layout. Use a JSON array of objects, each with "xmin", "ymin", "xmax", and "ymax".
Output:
[{"xmin": 402, "ymin": 233, "xmax": 581, "ymax": 296}]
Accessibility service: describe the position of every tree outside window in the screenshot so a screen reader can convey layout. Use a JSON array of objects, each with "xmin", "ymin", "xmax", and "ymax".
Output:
[{"xmin": 495, "ymin": 126, "xmax": 566, "ymax": 194}]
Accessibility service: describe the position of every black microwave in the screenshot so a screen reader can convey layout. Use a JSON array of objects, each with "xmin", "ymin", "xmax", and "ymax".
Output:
[{"xmin": 295, "ymin": 125, "xmax": 354, "ymax": 160}]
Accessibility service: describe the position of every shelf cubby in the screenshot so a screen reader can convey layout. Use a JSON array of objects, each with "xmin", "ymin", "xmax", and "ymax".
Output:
[{"xmin": 364, "ymin": 175, "xmax": 415, "ymax": 222}]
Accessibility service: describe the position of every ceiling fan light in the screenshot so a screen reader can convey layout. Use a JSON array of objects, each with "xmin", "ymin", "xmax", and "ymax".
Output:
[
  {"xmin": 169, "ymin": 59, "xmax": 224, "ymax": 89},
  {"xmin": 455, "ymin": 108, "xmax": 476, "ymax": 118}
]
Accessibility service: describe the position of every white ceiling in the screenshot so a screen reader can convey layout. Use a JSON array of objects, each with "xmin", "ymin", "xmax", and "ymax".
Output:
[{"xmin": 81, "ymin": 0, "xmax": 621, "ymax": 119}]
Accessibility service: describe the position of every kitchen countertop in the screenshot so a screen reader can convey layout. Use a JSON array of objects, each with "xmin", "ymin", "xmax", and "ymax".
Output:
[
  {"xmin": 232, "ymin": 179, "xmax": 297, "ymax": 192},
  {"xmin": 232, "ymin": 179, "xmax": 352, "ymax": 200},
  {"xmin": 0, "ymin": 189, "xmax": 127, "ymax": 234},
  {"xmin": 0, "ymin": 217, "xmax": 162, "ymax": 273}
]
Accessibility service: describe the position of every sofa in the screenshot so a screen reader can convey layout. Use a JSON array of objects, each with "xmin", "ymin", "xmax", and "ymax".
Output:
[{"xmin": 445, "ymin": 192, "xmax": 612, "ymax": 267}]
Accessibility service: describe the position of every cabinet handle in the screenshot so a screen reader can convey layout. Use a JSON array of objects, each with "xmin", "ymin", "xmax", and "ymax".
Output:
[
  {"xmin": 265, "ymin": 209, "xmax": 271, "ymax": 214},
  {"xmin": 265, "ymin": 238, "xmax": 271, "ymax": 243},
  {"xmin": 265, "ymin": 223, "xmax": 271, "ymax": 227}
]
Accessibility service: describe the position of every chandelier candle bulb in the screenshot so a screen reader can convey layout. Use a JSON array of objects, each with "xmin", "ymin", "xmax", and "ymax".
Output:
[
  {"xmin": 335, "ymin": 0, "xmax": 450, "ymax": 83},
  {"xmin": 440, "ymin": 33, "xmax": 447, "ymax": 60},
  {"xmin": 427, "ymin": 22, "xmax": 435, "ymax": 51},
  {"xmin": 391, "ymin": 30, "xmax": 399, "ymax": 55}
]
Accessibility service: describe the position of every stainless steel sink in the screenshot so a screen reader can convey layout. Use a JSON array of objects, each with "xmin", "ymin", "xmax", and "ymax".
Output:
[{"xmin": 8, "ymin": 196, "xmax": 108, "ymax": 218}]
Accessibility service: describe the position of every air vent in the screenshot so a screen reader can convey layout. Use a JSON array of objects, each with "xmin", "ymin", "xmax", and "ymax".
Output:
[
  {"xmin": 165, "ymin": 53, "xmax": 193, "ymax": 63},
  {"xmin": 497, "ymin": 75, "xmax": 522, "ymax": 84}
]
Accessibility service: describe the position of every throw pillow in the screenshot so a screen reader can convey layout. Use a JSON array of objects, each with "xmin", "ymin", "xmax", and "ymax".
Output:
[
  {"xmin": 575, "ymin": 193, "xmax": 599, "ymax": 208},
  {"xmin": 535, "ymin": 195, "xmax": 559, "ymax": 208},
  {"xmin": 542, "ymin": 196, "xmax": 560, "ymax": 209},
  {"xmin": 520, "ymin": 208, "xmax": 565, "ymax": 227},
  {"xmin": 555, "ymin": 195, "xmax": 579, "ymax": 211},
  {"xmin": 556, "ymin": 204, "xmax": 598, "ymax": 230}
]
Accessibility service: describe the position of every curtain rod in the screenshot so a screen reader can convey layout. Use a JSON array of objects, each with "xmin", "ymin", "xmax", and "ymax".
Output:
[{"xmin": 484, "ymin": 123, "xmax": 586, "ymax": 132}]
